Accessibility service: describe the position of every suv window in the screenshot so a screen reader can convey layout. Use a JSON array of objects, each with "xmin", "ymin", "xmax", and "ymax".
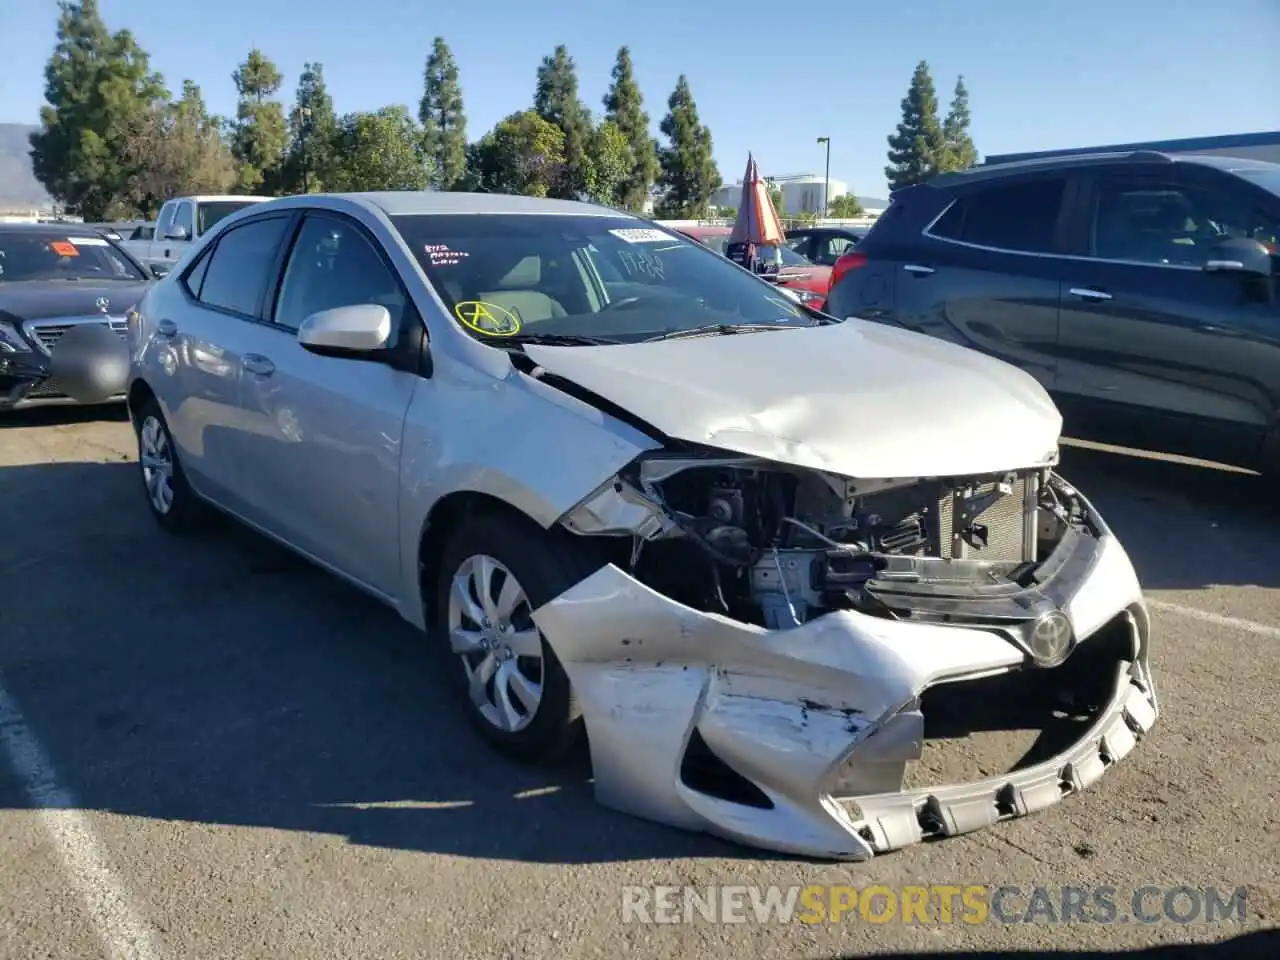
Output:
[
  {"xmin": 196, "ymin": 216, "xmax": 291, "ymax": 317},
  {"xmin": 814, "ymin": 235, "xmax": 856, "ymax": 266},
  {"xmin": 1091, "ymin": 175, "xmax": 1280, "ymax": 266},
  {"xmin": 930, "ymin": 178, "xmax": 1067, "ymax": 253},
  {"xmin": 172, "ymin": 202, "xmax": 194, "ymax": 239},
  {"xmin": 274, "ymin": 215, "xmax": 408, "ymax": 333}
]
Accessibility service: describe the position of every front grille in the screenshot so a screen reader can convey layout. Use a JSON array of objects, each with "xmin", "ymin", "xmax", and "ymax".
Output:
[
  {"xmin": 934, "ymin": 474, "xmax": 1037, "ymax": 563},
  {"xmin": 26, "ymin": 316, "xmax": 128, "ymax": 355}
]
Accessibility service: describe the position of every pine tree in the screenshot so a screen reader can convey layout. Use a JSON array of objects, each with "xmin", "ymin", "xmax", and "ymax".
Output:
[
  {"xmin": 419, "ymin": 38, "xmax": 468, "ymax": 190},
  {"xmin": 229, "ymin": 48, "xmax": 287, "ymax": 192},
  {"xmin": 655, "ymin": 75, "xmax": 721, "ymax": 218},
  {"xmin": 29, "ymin": 0, "xmax": 168, "ymax": 219},
  {"xmin": 533, "ymin": 45, "xmax": 593, "ymax": 199},
  {"xmin": 280, "ymin": 62, "xmax": 337, "ymax": 193},
  {"xmin": 602, "ymin": 46, "xmax": 658, "ymax": 212},
  {"xmin": 884, "ymin": 60, "xmax": 946, "ymax": 192},
  {"xmin": 941, "ymin": 75, "xmax": 978, "ymax": 172}
]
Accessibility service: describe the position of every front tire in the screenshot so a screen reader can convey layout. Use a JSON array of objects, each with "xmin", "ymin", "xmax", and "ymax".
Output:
[
  {"xmin": 433, "ymin": 513, "xmax": 600, "ymax": 764},
  {"xmin": 133, "ymin": 398, "xmax": 204, "ymax": 533}
]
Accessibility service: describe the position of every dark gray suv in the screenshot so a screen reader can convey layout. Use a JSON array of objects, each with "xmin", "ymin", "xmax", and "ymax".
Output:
[{"xmin": 827, "ymin": 152, "xmax": 1280, "ymax": 474}]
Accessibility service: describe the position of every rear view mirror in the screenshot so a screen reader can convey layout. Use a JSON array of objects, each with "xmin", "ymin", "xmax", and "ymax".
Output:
[
  {"xmin": 1204, "ymin": 237, "xmax": 1273, "ymax": 278},
  {"xmin": 297, "ymin": 304, "xmax": 392, "ymax": 358},
  {"xmin": 163, "ymin": 225, "xmax": 189, "ymax": 242}
]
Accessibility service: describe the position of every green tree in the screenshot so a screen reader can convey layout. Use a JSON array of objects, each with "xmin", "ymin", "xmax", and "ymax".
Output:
[
  {"xmin": 29, "ymin": 0, "xmax": 168, "ymax": 219},
  {"xmin": 469, "ymin": 110, "xmax": 566, "ymax": 198},
  {"xmin": 884, "ymin": 60, "xmax": 946, "ymax": 192},
  {"xmin": 282, "ymin": 62, "xmax": 337, "ymax": 193},
  {"xmin": 602, "ymin": 46, "xmax": 659, "ymax": 212},
  {"xmin": 229, "ymin": 48, "xmax": 287, "ymax": 193},
  {"xmin": 533, "ymin": 45, "xmax": 592, "ymax": 198},
  {"xmin": 584, "ymin": 121, "xmax": 630, "ymax": 206},
  {"xmin": 419, "ymin": 37, "xmax": 468, "ymax": 190},
  {"xmin": 940, "ymin": 75, "xmax": 978, "ymax": 172},
  {"xmin": 655, "ymin": 75, "xmax": 721, "ymax": 218},
  {"xmin": 828, "ymin": 193, "xmax": 865, "ymax": 218},
  {"xmin": 767, "ymin": 179, "xmax": 786, "ymax": 216},
  {"xmin": 328, "ymin": 106, "xmax": 432, "ymax": 192},
  {"xmin": 121, "ymin": 80, "xmax": 236, "ymax": 214}
]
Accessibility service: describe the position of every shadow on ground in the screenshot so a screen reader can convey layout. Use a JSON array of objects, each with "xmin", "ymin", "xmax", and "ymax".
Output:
[{"xmin": 833, "ymin": 927, "xmax": 1277, "ymax": 958}]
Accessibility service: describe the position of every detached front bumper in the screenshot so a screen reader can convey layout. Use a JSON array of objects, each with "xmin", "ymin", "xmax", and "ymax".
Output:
[{"xmin": 531, "ymin": 519, "xmax": 1156, "ymax": 860}]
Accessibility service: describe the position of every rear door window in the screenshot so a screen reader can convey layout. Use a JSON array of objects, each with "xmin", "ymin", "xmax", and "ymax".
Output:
[
  {"xmin": 930, "ymin": 178, "xmax": 1068, "ymax": 254},
  {"xmin": 195, "ymin": 216, "xmax": 292, "ymax": 318}
]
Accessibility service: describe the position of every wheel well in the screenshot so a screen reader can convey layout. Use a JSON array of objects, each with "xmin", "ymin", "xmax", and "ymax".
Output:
[
  {"xmin": 127, "ymin": 379, "xmax": 155, "ymax": 424},
  {"xmin": 417, "ymin": 492, "xmax": 544, "ymax": 623}
]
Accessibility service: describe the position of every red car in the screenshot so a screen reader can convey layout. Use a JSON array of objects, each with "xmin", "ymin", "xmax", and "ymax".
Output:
[{"xmin": 674, "ymin": 225, "xmax": 831, "ymax": 310}]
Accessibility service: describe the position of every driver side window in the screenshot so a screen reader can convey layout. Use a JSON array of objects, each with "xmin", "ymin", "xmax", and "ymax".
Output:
[{"xmin": 273, "ymin": 215, "xmax": 407, "ymax": 334}]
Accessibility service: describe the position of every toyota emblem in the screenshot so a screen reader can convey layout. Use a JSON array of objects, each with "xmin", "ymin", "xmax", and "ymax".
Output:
[
  {"xmin": 1029, "ymin": 610, "xmax": 1075, "ymax": 667},
  {"xmin": 95, "ymin": 296, "xmax": 111, "ymax": 313}
]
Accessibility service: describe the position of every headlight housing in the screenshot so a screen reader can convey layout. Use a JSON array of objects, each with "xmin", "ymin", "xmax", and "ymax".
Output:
[{"xmin": 0, "ymin": 319, "xmax": 33, "ymax": 353}]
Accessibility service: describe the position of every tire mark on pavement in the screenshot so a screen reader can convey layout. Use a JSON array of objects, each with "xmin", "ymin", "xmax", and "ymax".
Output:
[{"xmin": 0, "ymin": 680, "xmax": 164, "ymax": 960}]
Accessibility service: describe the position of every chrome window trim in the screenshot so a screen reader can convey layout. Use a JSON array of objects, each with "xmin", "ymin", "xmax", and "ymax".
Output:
[{"xmin": 919, "ymin": 197, "xmax": 1202, "ymax": 273}]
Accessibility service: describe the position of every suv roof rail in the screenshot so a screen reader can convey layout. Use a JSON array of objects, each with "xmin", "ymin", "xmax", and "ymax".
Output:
[{"xmin": 1127, "ymin": 150, "xmax": 1174, "ymax": 163}]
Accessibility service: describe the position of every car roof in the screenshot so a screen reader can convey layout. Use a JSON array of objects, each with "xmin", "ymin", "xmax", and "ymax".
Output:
[
  {"xmin": 0, "ymin": 222, "xmax": 121, "ymax": 238},
  {"xmin": 925, "ymin": 151, "xmax": 1280, "ymax": 190},
  {"xmin": 292, "ymin": 191, "xmax": 636, "ymax": 219}
]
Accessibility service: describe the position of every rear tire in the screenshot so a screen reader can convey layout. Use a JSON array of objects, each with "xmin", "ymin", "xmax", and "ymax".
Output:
[
  {"xmin": 133, "ymin": 398, "xmax": 205, "ymax": 533},
  {"xmin": 432, "ymin": 512, "xmax": 600, "ymax": 764}
]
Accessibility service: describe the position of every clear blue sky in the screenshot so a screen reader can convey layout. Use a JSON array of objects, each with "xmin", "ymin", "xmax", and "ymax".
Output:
[{"xmin": 4, "ymin": 0, "xmax": 1278, "ymax": 198}]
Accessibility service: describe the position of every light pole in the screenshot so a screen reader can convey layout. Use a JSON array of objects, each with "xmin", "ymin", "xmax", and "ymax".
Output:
[{"xmin": 816, "ymin": 136, "xmax": 830, "ymax": 219}]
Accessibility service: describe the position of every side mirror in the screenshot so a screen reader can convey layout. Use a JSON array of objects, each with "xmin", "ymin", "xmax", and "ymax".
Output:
[
  {"xmin": 297, "ymin": 304, "xmax": 392, "ymax": 359},
  {"xmin": 1204, "ymin": 237, "xmax": 1273, "ymax": 278},
  {"xmin": 150, "ymin": 264, "xmax": 169, "ymax": 279},
  {"xmin": 163, "ymin": 225, "xmax": 189, "ymax": 242}
]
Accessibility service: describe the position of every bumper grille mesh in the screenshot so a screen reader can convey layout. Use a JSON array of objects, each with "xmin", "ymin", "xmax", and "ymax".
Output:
[{"xmin": 26, "ymin": 316, "xmax": 128, "ymax": 355}]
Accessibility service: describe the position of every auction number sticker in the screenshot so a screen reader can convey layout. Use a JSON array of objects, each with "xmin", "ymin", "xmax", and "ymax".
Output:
[
  {"xmin": 68, "ymin": 236, "xmax": 109, "ymax": 246},
  {"xmin": 609, "ymin": 228, "xmax": 671, "ymax": 244},
  {"xmin": 50, "ymin": 241, "xmax": 79, "ymax": 257},
  {"xmin": 454, "ymin": 300, "xmax": 522, "ymax": 336}
]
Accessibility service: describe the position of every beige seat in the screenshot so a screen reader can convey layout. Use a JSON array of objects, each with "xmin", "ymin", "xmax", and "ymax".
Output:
[{"xmin": 475, "ymin": 256, "xmax": 566, "ymax": 325}]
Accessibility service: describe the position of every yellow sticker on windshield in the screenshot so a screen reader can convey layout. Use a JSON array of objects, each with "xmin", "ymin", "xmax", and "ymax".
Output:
[
  {"xmin": 767, "ymin": 296, "xmax": 803, "ymax": 317},
  {"xmin": 454, "ymin": 300, "xmax": 522, "ymax": 336}
]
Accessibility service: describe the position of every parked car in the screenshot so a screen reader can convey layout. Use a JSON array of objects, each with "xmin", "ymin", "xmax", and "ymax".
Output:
[
  {"xmin": 117, "ymin": 190, "xmax": 1155, "ymax": 861},
  {"xmin": 827, "ymin": 152, "xmax": 1280, "ymax": 474},
  {"xmin": 785, "ymin": 225, "xmax": 870, "ymax": 266},
  {"xmin": 0, "ymin": 223, "xmax": 156, "ymax": 408},
  {"xmin": 120, "ymin": 195, "xmax": 271, "ymax": 275},
  {"xmin": 674, "ymin": 224, "xmax": 832, "ymax": 309}
]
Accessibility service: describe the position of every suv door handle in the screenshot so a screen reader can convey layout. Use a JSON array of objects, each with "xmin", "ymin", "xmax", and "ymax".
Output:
[
  {"xmin": 904, "ymin": 264, "xmax": 935, "ymax": 275},
  {"xmin": 243, "ymin": 354, "xmax": 275, "ymax": 377},
  {"xmin": 155, "ymin": 319, "xmax": 177, "ymax": 338},
  {"xmin": 1069, "ymin": 287, "xmax": 1113, "ymax": 302}
]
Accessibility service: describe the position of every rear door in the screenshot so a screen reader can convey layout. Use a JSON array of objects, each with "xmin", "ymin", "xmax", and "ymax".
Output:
[
  {"xmin": 876, "ymin": 175, "xmax": 1073, "ymax": 391},
  {"xmin": 1055, "ymin": 164, "xmax": 1280, "ymax": 467}
]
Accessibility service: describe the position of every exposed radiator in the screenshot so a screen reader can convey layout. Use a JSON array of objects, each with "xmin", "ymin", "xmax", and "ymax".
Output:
[{"xmin": 933, "ymin": 473, "xmax": 1038, "ymax": 563}]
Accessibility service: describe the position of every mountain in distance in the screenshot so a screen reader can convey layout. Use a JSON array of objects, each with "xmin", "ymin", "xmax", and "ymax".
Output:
[{"xmin": 0, "ymin": 124, "xmax": 53, "ymax": 211}]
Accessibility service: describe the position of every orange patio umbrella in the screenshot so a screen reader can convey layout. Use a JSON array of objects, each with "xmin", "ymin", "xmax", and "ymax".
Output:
[{"xmin": 728, "ymin": 153, "xmax": 787, "ymax": 249}]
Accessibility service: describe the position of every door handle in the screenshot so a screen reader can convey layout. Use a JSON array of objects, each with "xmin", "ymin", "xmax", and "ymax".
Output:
[
  {"xmin": 155, "ymin": 319, "xmax": 177, "ymax": 338},
  {"xmin": 242, "ymin": 353, "xmax": 275, "ymax": 377},
  {"xmin": 1068, "ymin": 287, "xmax": 1113, "ymax": 301},
  {"xmin": 904, "ymin": 264, "xmax": 935, "ymax": 275}
]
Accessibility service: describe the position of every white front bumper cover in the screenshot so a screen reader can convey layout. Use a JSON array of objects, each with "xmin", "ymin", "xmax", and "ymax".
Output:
[{"xmin": 531, "ymin": 489, "xmax": 1157, "ymax": 861}]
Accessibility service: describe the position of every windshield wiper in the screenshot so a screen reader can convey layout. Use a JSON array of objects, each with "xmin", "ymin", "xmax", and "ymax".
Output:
[
  {"xmin": 499, "ymin": 332, "xmax": 625, "ymax": 346},
  {"xmin": 642, "ymin": 322, "xmax": 804, "ymax": 343}
]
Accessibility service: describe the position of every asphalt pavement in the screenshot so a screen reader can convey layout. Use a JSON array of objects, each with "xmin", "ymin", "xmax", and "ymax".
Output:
[{"xmin": 0, "ymin": 406, "xmax": 1277, "ymax": 960}]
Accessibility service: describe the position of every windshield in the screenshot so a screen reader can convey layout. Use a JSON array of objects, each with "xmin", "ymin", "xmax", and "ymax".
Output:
[
  {"xmin": 392, "ymin": 214, "xmax": 821, "ymax": 343},
  {"xmin": 197, "ymin": 200, "xmax": 262, "ymax": 235},
  {"xmin": 0, "ymin": 232, "xmax": 146, "ymax": 283}
]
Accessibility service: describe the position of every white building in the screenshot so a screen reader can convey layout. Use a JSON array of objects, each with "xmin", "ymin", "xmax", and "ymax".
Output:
[{"xmin": 710, "ymin": 173, "xmax": 852, "ymax": 216}]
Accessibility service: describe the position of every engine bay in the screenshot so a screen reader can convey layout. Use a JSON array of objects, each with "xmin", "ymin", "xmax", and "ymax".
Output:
[{"xmin": 565, "ymin": 452, "xmax": 1090, "ymax": 629}]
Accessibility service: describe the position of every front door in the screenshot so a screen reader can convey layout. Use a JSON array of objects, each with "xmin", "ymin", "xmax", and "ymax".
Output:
[
  {"xmin": 1055, "ymin": 166, "xmax": 1280, "ymax": 467},
  {"xmin": 233, "ymin": 211, "xmax": 418, "ymax": 595}
]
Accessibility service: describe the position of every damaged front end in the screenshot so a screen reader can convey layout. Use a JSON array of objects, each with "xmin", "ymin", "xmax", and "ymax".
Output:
[{"xmin": 534, "ymin": 449, "xmax": 1157, "ymax": 859}]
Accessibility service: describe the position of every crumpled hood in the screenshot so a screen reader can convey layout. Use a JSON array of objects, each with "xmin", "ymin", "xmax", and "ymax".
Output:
[{"xmin": 522, "ymin": 319, "xmax": 1062, "ymax": 479}]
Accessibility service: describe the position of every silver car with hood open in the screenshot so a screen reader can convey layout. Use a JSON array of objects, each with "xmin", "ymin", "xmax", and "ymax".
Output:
[{"xmin": 117, "ymin": 191, "xmax": 1158, "ymax": 860}]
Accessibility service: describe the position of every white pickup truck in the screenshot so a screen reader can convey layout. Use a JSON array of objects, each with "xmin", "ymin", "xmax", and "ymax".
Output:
[{"xmin": 121, "ymin": 194, "xmax": 272, "ymax": 275}]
